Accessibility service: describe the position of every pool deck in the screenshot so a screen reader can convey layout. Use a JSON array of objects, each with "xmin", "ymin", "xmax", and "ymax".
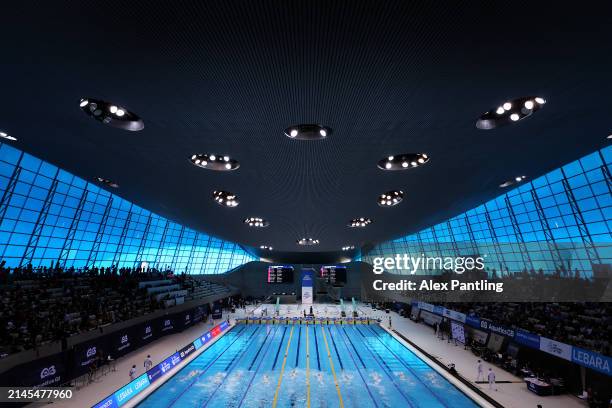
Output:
[{"xmin": 44, "ymin": 303, "xmax": 587, "ymax": 408}]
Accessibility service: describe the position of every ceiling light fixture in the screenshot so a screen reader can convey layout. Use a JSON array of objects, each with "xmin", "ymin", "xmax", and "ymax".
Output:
[
  {"xmin": 377, "ymin": 190, "xmax": 404, "ymax": 207},
  {"xmin": 79, "ymin": 97, "xmax": 144, "ymax": 131},
  {"xmin": 342, "ymin": 245, "xmax": 355, "ymax": 251},
  {"xmin": 348, "ymin": 217, "xmax": 372, "ymax": 228},
  {"xmin": 244, "ymin": 217, "xmax": 269, "ymax": 228},
  {"xmin": 297, "ymin": 238, "xmax": 320, "ymax": 246},
  {"xmin": 284, "ymin": 124, "xmax": 331, "ymax": 140},
  {"xmin": 378, "ymin": 153, "xmax": 429, "ymax": 171},
  {"xmin": 476, "ymin": 96, "xmax": 545, "ymax": 130},
  {"xmin": 0, "ymin": 131, "xmax": 17, "ymax": 141},
  {"xmin": 94, "ymin": 177, "xmax": 119, "ymax": 189},
  {"xmin": 190, "ymin": 154, "xmax": 239, "ymax": 171},
  {"xmin": 260, "ymin": 245, "xmax": 273, "ymax": 250},
  {"xmin": 499, "ymin": 175, "xmax": 527, "ymax": 188},
  {"xmin": 213, "ymin": 190, "xmax": 239, "ymax": 207}
]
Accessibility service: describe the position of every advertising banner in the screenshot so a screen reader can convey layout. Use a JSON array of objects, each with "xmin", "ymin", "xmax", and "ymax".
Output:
[
  {"xmin": 301, "ymin": 269, "xmax": 314, "ymax": 304},
  {"xmin": 514, "ymin": 329, "xmax": 541, "ymax": 349},
  {"xmin": 539, "ymin": 337, "xmax": 573, "ymax": 361},
  {"xmin": 571, "ymin": 347, "xmax": 612, "ymax": 376},
  {"xmin": 72, "ymin": 336, "xmax": 110, "ymax": 378}
]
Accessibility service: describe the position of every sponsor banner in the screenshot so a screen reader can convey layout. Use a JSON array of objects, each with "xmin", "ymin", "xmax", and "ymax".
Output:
[
  {"xmin": 138, "ymin": 321, "xmax": 155, "ymax": 344},
  {"xmin": 147, "ymin": 352, "xmax": 181, "ymax": 384},
  {"xmin": 1, "ymin": 352, "xmax": 66, "ymax": 388},
  {"xmin": 157, "ymin": 315, "xmax": 176, "ymax": 334},
  {"xmin": 418, "ymin": 302, "xmax": 434, "ymax": 312},
  {"xmin": 571, "ymin": 347, "xmax": 612, "ymax": 376},
  {"xmin": 433, "ymin": 305, "xmax": 445, "ymax": 316},
  {"xmin": 465, "ymin": 315, "xmax": 481, "ymax": 328},
  {"xmin": 92, "ymin": 395, "xmax": 118, "ymax": 408},
  {"xmin": 193, "ymin": 337, "xmax": 203, "ymax": 350},
  {"xmin": 540, "ymin": 337, "xmax": 572, "ymax": 361},
  {"xmin": 111, "ymin": 328, "xmax": 136, "ymax": 358},
  {"xmin": 113, "ymin": 373, "xmax": 150, "ymax": 407},
  {"xmin": 450, "ymin": 321, "xmax": 465, "ymax": 343},
  {"xmin": 178, "ymin": 342, "xmax": 196, "ymax": 360},
  {"xmin": 301, "ymin": 269, "xmax": 314, "ymax": 305},
  {"xmin": 443, "ymin": 308, "xmax": 467, "ymax": 323},
  {"xmin": 72, "ymin": 336, "xmax": 109, "ymax": 378},
  {"xmin": 514, "ymin": 329, "xmax": 541, "ymax": 349},
  {"xmin": 479, "ymin": 320, "xmax": 515, "ymax": 338}
]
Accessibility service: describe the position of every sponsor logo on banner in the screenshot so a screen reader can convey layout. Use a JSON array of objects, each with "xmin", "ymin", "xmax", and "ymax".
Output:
[
  {"xmin": 571, "ymin": 347, "xmax": 611, "ymax": 376},
  {"xmin": 40, "ymin": 365, "xmax": 56, "ymax": 379},
  {"xmin": 418, "ymin": 302, "xmax": 434, "ymax": 312},
  {"xmin": 87, "ymin": 347, "xmax": 97, "ymax": 358},
  {"xmin": 114, "ymin": 374, "xmax": 150, "ymax": 406},
  {"xmin": 162, "ymin": 319, "xmax": 173, "ymax": 332},
  {"xmin": 179, "ymin": 343, "xmax": 196, "ymax": 359},
  {"xmin": 465, "ymin": 315, "xmax": 481, "ymax": 328},
  {"xmin": 142, "ymin": 325, "xmax": 153, "ymax": 341},
  {"xmin": 433, "ymin": 305, "xmax": 445, "ymax": 316},
  {"xmin": 117, "ymin": 334, "xmax": 130, "ymax": 351},
  {"xmin": 540, "ymin": 337, "xmax": 572, "ymax": 361},
  {"xmin": 92, "ymin": 396, "xmax": 117, "ymax": 408},
  {"xmin": 514, "ymin": 329, "xmax": 540, "ymax": 349}
]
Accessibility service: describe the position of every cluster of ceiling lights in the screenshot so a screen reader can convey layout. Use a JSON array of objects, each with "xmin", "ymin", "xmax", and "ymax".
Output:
[
  {"xmin": 259, "ymin": 245, "xmax": 273, "ymax": 251},
  {"xmin": 499, "ymin": 175, "xmax": 527, "ymax": 188},
  {"xmin": 349, "ymin": 217, "xmax": 372, "ymax": 228},
  {"xmin": 476, "ymin": 96, "xmax": 546, "ymax": 130},
  {"xmin": 284, "ymin": 124, "xmax": 330, "ymax": 141},
  {"xmin": 244, "ymin": 217, "xmax": 269, "ymax": 228},
  {"xmin": 213, "ymin": 190, "xmax": 238, "ymax": 207},
  {"xmin": 378, "ymin": 190, "xmax": 403, "ymax": 207},
  {"xmin": 79, "ymin": 98, "xmax": 144, "ymax": 131},
  {"xmin": 0, "ymin": 131, "xmax": 16, "ymax": 141},
  {"xmin": 71, "ymin": 97, "xmax": 553, "ymax": 253},
  {"xmin": 190, "ymin": 153, "xmax": 239, "ymax": 171},
  {"xmin": 297, "ymin": 238, "xmax": 320, "ymax": 246},
  {"xmin": 378, "ymin": 153, "xmax": 429, "ymax": 171},
  {"xmin": 94, "ymin": 177, "xmax": 119, "ymax": 189}
]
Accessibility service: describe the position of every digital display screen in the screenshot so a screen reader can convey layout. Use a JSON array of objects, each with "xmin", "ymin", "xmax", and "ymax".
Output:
[
  {"xmin": 320, "ymin": 265, "xmax": 347, "ymax": 285},
  {"xmin": 267, "ymin": 266, "xmax": 294, "ymax": 283}
]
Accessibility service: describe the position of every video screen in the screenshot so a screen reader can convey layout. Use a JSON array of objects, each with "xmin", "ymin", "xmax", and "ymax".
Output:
[
  {"xmin": 267, "ymin": 266, "xmax": 294, "ymax": 283},
  {"xmin": 320, "ymin": 265, "xmax": 347, "ymax": 285}
]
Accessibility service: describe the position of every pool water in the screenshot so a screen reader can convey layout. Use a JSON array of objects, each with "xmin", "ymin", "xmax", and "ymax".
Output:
[{"xmin": 137, "ymin": 323, "xmax": 479, "ymax": 408}]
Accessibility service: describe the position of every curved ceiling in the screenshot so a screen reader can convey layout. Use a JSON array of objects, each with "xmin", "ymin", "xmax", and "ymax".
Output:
[{"xmin": 1, "ymin": 1, "xmax": 611, "ymax": 257}]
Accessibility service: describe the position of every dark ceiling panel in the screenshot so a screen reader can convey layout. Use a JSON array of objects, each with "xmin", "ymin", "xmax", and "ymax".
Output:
[{"xmin": 1, "ymin": 1, "xmax": 611, "ymax": 255}]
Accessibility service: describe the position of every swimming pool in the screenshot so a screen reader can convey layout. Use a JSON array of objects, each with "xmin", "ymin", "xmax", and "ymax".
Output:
[{"xmin": 137, "ymin": 323, "xmax": 480, "ymax": 408}]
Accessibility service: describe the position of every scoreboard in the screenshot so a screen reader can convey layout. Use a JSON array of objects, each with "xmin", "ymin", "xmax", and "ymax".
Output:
[
  {"xmin": 320, "ymin": 265, "xmax": 347, "ymax": 285},
  {"xmin": 267, "ymin": 266, "xmax": 294, "ymax": 283}
]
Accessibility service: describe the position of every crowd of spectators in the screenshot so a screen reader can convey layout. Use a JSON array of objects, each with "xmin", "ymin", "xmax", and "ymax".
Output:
[
  {"xmin": 0, "ymin": 261, "xmax": 222, "ymax": 357},
  {"xmin": 444, "ymin": 302, "xmax": 612, "ymax": 356}
]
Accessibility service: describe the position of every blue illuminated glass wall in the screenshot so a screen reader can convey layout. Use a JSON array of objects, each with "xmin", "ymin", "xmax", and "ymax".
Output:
[
  {"xmin": 364, "ymin": 147, "xmax": 612, "ymax": 277},
  {"xmin": 0, "ymin": 143, "xmax": 258, "ymax": 273}
]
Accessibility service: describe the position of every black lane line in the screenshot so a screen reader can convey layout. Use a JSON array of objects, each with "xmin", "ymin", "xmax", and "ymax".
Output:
[
  {"xmin": 327, "ymin": 326, "xmax": 344, "ymax": 370},
  {"xmin": 295, "ymin": 325, "xmax": 302, "ymax": 367},
  {"xmin": 271, "ymin": 326, "xmax": 288, "ymax": 370},
  {"xmin": 203, "ymin": 326, "xmax": 268, "ymax": 407},
  {"xmin": 313, "ymin": 325, "xmax": 321, "ymax": 370},
  {"xmin": 224, "ymin": 326, "xmax": 261, "ymax": 371},
  {"xmin": 340, "ymin": 327, "xmax": 367, "ymax": 369},
  {"xmin": 334, "ymin": 325, "xmax": 379, "ymax": 408},
  {"xmin": 352, "ymin": 325, "xmax": 416, "ymax": 408},
  {"xmin": 248, "ymin": 326, "xmax": 274, "ymax": 370},
  {"xmin": 237, "ymin": 325, "xmax": 282, "ymax": 408},
  {"xmin": 165, "ymin": 325, "xmax": 248, "ymax": 408}
]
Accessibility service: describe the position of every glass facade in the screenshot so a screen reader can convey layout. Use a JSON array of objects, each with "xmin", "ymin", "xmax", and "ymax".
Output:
[
  {"xmin": 364, "ymin": 147, "xmax": 612, "ymax": 277},
  {"xmin": 0, "ymin": 142, "xmax": 258, "ymax": 273}
]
